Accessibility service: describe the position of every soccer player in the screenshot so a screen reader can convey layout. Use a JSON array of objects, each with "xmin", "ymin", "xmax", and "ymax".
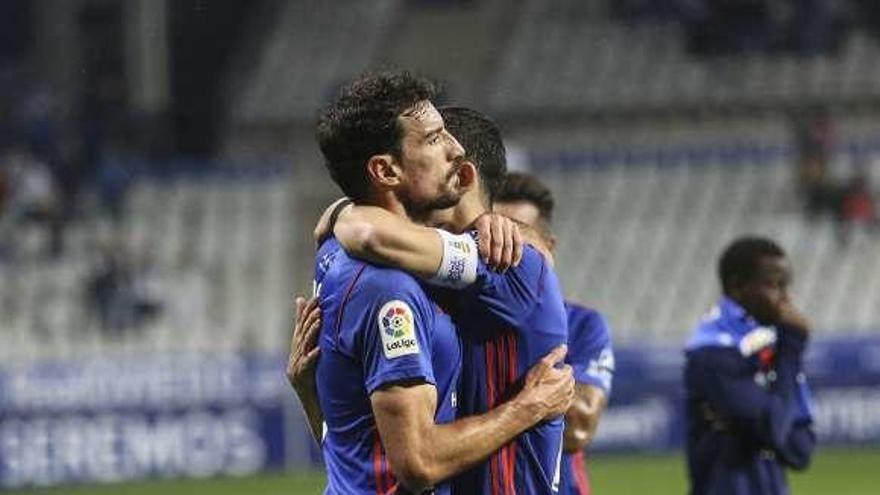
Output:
[
  {"xmin": 494, "ymin": 172, "xmax": 614, "ymax": 495},
  {"xmin": 297, "ymin": 72, "xmax": 574, "ymax": 495},
  {"xmin": 684, "ymin": 237, "xmax": 816, "ymax": 495},
  {"xmin": 318, "ymin": 107, "xmax": 571, "ymax": 494}
]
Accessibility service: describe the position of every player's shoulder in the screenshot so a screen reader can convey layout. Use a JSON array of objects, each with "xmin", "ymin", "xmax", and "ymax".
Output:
[
  {"xmin": 565, "ymin": 300, "xmax": 602, "ymax": 321},
  {"xmin": 474, "ymin": 243, "xmax": 550, "ymax": 292},
  {"xmin": 506, "ymin": 244, "xmax": 559, "ymax": 291},
  {"xmin": 355, "ymin": 263, "xmax": 427, "ymax": 301},
  {"xmin": 566, "ymin": 301, "xmax": 610, "ymax": 336},
  {"xmin": 518, "ymin": 244, "xmax": 550, "ymax": 272}
]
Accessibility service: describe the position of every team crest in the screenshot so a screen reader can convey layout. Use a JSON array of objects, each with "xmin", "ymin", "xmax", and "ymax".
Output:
[
  {"xmin": 378, "ymin": 300, "xmax": 419, "ymax": 359},
  {"xmin": 739, "ymin": 326, "xmax": 777, "ymax": 357}
]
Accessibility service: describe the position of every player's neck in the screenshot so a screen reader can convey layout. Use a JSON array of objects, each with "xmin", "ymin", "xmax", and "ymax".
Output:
[
  {"xmin": 369, "ymin": 191, "xmax": 415, "ymax": 222},
  {"xmin": 448, "ymin": 192, "xmax": 486, "ymax": 232}
]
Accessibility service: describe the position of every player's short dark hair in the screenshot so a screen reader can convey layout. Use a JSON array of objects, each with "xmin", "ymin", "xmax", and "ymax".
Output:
[
  {"xmin": 496, "ymin": 172, "xmax": 555, "ymax": 223},
  {"xmin": 316, "ymin": 71, "xmax": 437, "ymax": 201},
  {"xmin": 438, "ymin": 106, "xmax": 506, "ymax": 205},
  {"xmin": 718, "ymin": 236, "xmax": 786, "ymax": 293}
]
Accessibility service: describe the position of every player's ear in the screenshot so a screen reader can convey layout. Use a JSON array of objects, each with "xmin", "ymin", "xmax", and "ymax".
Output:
[
  {"xmin": 457, "ymin": 161, "xmax": 478, "ymax": 190},
  {"xmin": 547, "ymin": 233, "xmax": 558, "ymax": 253},
  {"xmin": 366, "ymin": 154, "xmax": 403, "ymax": 189},
  {"xmin": 725, "ymin": 275, "xmax": 747, "ymax": 299}
]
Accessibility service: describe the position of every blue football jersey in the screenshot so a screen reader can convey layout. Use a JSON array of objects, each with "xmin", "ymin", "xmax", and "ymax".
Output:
[
  {"xmin": 559, "ymin": 302, "xmax": 614, "ymax": 495},
  {"xmin": 447, "ymin": 246, "xmax": 568, "ymax": 495},
  {"xmin": 315, "ymin": 238, "xmax": 461, "ymax": 495},
  {"xmin": 683, "ymin": 297, "xmax": 815, "ymax": 495}
]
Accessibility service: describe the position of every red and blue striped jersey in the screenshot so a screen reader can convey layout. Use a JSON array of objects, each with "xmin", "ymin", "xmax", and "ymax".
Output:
[{"xmin": 446, "ymin": 246, "xmax": 568, "ymax": 495}]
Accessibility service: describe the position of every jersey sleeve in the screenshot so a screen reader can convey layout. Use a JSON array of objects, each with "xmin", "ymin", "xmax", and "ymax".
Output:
[
  {"xmin": 359, "ymin": 272, "xmax": 437, "ymax": 395},
  {"xmin": 470, "ymin": 245, "xmax": 546, "ymax": 328},
  {"xmin": 568, "ymin": 311, "xmax": 614, "ymax": 393}
]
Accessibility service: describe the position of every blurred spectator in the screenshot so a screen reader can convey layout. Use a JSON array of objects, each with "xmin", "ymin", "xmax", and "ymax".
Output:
[
  {"xmin": 19, "ymin": 87, "xmax": 89, "ymax": 221},
  {"xmin": 791, "ymin": 106, "xmax": 837, "ymax": 219},
  {"xmin": 96, "ymin": 140, "xmax": 135, "ymax": 222},
  {"xmin": 79, "ymin": 69, "xmax": 128, "ymax": 179},
  {"xmin": 86, "ymin": 238, "xmax": 163, "ymax": 335},
  {"xmin": 130, "ymin": 249, "xmax": 164, "ymax": 324},
  {"xmin": 836, "ymin": 163, "xmax": 878, "ymax": 245},
  {"xmin": 0, "ymin": 141, "xmax": 65, "ymax": 259}
]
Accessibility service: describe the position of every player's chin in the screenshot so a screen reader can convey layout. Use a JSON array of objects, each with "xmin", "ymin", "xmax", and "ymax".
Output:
[
  {"xmin": 432, "ymin": 184, "xmax": 463, "ymax": 209},
  {"xmin": 433, "ymin": 192, "xmax": 461, "ymax": 211}
]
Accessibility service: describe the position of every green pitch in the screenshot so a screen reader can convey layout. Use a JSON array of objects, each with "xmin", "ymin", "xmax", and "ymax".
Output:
[{"xmin": 11, "ymin": 447, "xmax": 880, "ymax": 495}]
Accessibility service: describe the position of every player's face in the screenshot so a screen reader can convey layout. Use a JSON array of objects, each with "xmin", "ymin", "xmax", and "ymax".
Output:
[
  {"xmin": 395, "ymin": 101, "xmax": 466, "ymax": 219},
  {"xmin": 738, "ymin": 255, "xmax": 792, "ymax": 325},
  {"xmin": 494, "ymin": 200, "xmax": 556, "ymax": 251},
  {"xmin": 494, "ymin": 201, "xmax": 542, "ymax": 228}
]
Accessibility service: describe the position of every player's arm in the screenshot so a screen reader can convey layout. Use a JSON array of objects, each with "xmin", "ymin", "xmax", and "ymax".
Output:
[
  {"xmin": 563, "ymin": 383, "xmax": 608, "ymax": 452},
  {"xmin": 335, "ymin": 204, "xmax": 448, "ymax": 278},
  {"xmin": 286, "ymin": 296, "xmax": 324, "ymax": 444},
  {"xmin": 698, "ymin": 327, "xmax": 815, "ymax": 469},
  {"xmin": 564, "ymin": 319, "xmax": 614, "ymax": 452},
  {"xmin": 333, "ymin": 203, "xmax": 559, "ymax": 332},
  {"xmin": 316, "ymin": 200, "xmax": 523, "ymax": 280},
  {"xmin": 371, "ymin": 346, "xmax": 574, "ymax": 493}
]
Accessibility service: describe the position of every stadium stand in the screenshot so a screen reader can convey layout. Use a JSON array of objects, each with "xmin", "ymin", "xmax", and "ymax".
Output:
[
  {"xmin": 4, "ymin": 132, "xmax": 880, "ymax": 366},
  {"xmin": 542, "ymin": 141, "xmax": 880, "ymax": 343},
  {"xmin": 5, "ymin": 0, "xmax": 880, "ymax": 358},
  {"xmin": 228, "ymin": 0, "xmax": 397, "ymax": 125},
  {"xmin": 490, "ymin": 0, "xmax": 880, "ymax": 116},
  {"xmin": 0, "ymin": 167, "xmax": 297, "ymax": 364}
]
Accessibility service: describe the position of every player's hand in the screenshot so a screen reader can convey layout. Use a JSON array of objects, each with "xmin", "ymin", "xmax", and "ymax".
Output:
[
  {"xmin": 473, "ymin": 212, "xmax": 523, "ymax": 272},
  {"xmin": 286, "ymin": 296, "xmax": 322, "ymax": 391},
  {"xmin": 314, "ymin": 197, "xmax": 353, "ymax": 245},
  {"xmin": 518, "ymin": 345, "xmax": 575, "ymax": 420},
  {"xmin": 776, "ymin": 300, "xmax": 811, "ymax": 338},
  {"xmin": 513, "ymin": 222, "xmax": 556, "ymax": 267}
]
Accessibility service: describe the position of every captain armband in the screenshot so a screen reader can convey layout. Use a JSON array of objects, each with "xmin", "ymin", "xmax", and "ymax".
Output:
[{"xmin": 428, "ymin": 229, "xmax": 479, "ymax": 289}]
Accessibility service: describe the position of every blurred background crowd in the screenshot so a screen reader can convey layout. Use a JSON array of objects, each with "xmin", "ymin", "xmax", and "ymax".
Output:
[{"xmin": 4, "ymin": 0, "xmax": 880, "ymax": 356}]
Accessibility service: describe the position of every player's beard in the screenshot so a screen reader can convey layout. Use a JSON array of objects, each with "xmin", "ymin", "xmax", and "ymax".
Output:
[{"xmin": 402, "ymin": 162, "xmax": 464, "ymax": 224}]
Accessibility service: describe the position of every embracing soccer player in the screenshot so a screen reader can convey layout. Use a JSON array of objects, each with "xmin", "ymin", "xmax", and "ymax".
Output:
[
  {"xmin": 290, "ymin": 72, "xmax": 574, "ymax": 495},
  {"xmin": 314, "ymin": 106, "xmax": 572, "ymax": 494},
  {"xmin": 494, "ymin": 172, "xmax": 614, "ymax": 495}
]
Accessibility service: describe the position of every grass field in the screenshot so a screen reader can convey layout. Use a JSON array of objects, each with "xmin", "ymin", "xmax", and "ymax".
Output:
[{"xmin": 11, "ymin": 447, "xmax": 880, "ymax": 495}]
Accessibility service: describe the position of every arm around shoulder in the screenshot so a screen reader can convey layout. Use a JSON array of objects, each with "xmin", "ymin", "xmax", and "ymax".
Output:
[{"xmin": 334, "ymin": 205, "xmax": 445, "ymax": 279}]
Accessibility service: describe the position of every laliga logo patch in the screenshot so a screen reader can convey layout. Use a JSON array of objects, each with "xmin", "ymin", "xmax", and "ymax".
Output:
[{"xmin": 378, "ymin": 300, "xmax": 420, "ymax": 359}]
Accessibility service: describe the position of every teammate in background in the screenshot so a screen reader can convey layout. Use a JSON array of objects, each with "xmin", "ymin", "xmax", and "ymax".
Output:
[
  {"xmin": 684, "ymin": 237, "xmax": 816, "ymax": 495},
  {"xmin": 494, "ymin": 172, "xmax": 614, "ymax": 495},
  {"xmin": 294, "ymin": 71, "xmax": 574, "ymax": 495},
  {"xmin": 316, "ymin": 106, "xmax": 570, "ymax": 494}
]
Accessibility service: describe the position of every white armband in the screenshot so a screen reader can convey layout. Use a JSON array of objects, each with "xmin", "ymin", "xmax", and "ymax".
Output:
[{"xmin": 428, "ymin": 229, "xmax": 479, "ymax": 288}]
